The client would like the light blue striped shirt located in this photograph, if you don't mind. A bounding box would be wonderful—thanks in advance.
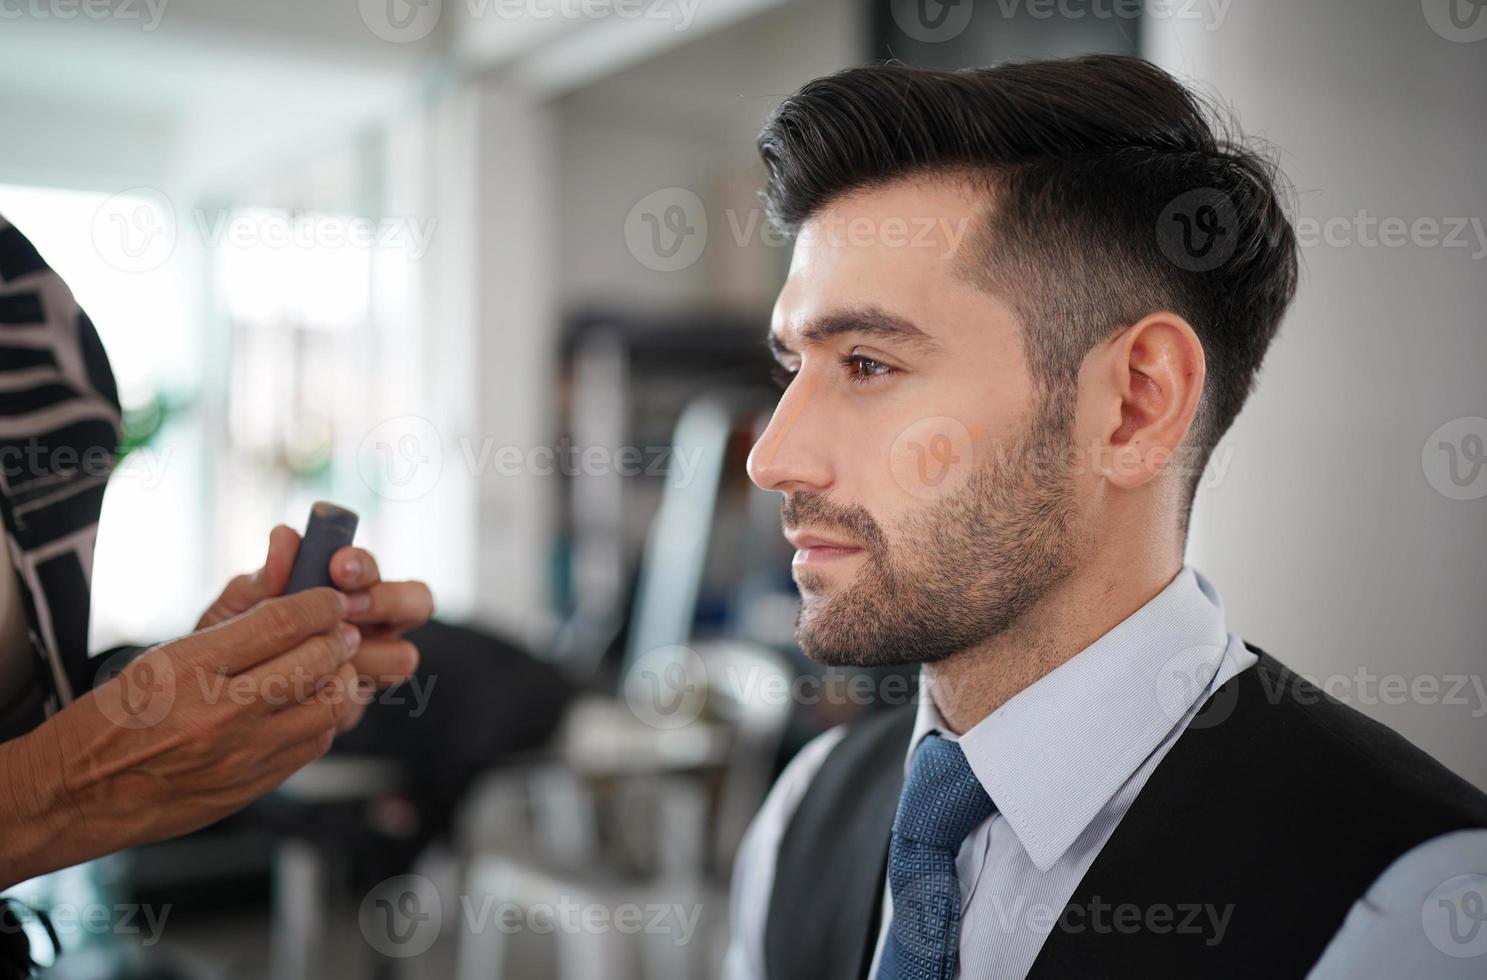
[724,566,1487,979]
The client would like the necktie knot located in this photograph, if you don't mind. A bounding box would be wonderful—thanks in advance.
[892,733,995,850]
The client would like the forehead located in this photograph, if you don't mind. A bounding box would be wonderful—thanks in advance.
[770,177,1004,346]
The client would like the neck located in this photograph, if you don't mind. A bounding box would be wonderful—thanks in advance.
[923,550,1183,735]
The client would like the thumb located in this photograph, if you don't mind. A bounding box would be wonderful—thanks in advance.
[252,524,302,597]
[197,526,305,630]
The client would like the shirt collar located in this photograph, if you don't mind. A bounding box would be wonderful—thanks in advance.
[906,566,1231,872]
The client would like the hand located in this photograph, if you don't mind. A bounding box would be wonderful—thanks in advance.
[1,589,360,888]
[324,544,434,732]
[195,524,304,631]
[198,526,434,732]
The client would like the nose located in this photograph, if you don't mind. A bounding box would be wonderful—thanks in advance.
[747,378,835,493]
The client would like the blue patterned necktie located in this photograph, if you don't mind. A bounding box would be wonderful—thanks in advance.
[878,733,996,980]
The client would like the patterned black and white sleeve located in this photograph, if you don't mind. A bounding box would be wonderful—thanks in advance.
[0,214,122,742]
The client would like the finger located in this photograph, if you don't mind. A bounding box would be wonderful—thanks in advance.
[254,525,302,597]
[199,526,303,629]
[330,547,381,592]
[320,661,362,733]
[346,580,435,628]
[336,700,367,735]
[335,675,373,734]
[349,639,420,688]
[197,573,256,629]
[241,623,361,713]
[263,682,342,743]
[191,589,349,675]
[270,661,362,736]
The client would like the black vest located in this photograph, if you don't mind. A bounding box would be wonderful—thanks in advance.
[764,647,1487,979]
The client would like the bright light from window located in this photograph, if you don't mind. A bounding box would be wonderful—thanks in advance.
[0,184,204,650]
[0,185,195,410]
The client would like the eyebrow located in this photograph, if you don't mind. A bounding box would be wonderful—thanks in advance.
[766,305,943,360]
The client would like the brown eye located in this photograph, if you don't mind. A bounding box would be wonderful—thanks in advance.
[842,353,895,384]
[769,363,796,390]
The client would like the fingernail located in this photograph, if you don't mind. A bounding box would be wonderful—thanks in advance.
[346,592,372,615]
[338,623,361,659]
[343,557,363,580]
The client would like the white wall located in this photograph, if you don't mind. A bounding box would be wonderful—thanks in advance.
[556,0,866,314]
[1158,0,1487,788]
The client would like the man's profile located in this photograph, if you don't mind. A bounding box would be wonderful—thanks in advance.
[724,54,1487,980]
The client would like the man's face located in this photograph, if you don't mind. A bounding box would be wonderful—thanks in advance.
[746,177,1087,667]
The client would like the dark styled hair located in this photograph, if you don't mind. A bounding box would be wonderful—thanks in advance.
[757,55,1298,519]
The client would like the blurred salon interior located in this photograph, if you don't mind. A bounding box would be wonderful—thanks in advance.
[0,0,1483,977]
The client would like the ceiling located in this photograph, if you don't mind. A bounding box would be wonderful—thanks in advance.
[0,0,789,196]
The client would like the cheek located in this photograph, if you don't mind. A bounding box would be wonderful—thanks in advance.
[886,414,978,504]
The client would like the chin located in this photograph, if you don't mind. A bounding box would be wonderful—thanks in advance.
[793,573,991,669]
[796,632,943,669]
[794,599,932,668]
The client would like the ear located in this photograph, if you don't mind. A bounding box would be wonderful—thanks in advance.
[1089,312,1205,489]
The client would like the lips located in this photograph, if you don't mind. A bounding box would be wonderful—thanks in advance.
[787,529,865,565]
[786,531,861,551]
